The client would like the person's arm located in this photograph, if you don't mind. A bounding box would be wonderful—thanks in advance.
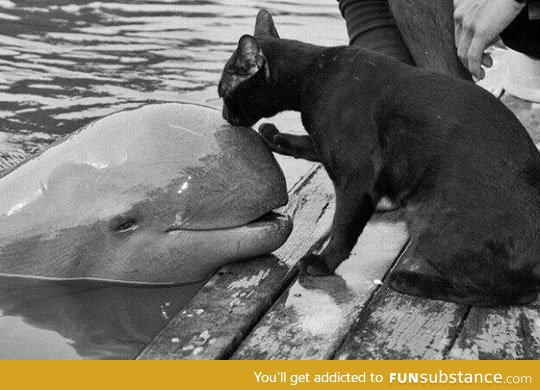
[388,0,472,80]
[454,0,527,80]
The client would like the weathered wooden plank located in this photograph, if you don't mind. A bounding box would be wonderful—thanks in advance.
[335,285,469,360]
[138,165,339,359]
[447,297,540,360]
[232,211,409,360]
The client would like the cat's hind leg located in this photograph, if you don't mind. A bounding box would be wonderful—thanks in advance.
[389,224,539,306]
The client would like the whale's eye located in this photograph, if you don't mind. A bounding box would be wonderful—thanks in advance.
[112,218,138,233]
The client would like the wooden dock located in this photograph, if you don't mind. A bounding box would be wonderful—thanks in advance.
[138,95,540,360]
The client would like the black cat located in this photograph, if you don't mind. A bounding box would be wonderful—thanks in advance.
[218,10,540,306]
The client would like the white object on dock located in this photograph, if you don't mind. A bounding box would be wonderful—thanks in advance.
[479,47,540,103]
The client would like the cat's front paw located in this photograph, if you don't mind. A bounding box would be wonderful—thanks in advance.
[258,123,282,151]
[259,123,280,138]
[297,253,334,276]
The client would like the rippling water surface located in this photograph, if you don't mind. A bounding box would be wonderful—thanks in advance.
[0,0,344,359]
[1,0,345,164]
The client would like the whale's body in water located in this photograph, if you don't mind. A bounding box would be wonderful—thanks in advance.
[0,103,292,284]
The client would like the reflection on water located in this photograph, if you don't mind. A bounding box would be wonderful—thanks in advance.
[0,0,343,359]
[0,275,202,359]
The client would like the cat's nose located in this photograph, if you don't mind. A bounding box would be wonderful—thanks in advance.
[222,106,245,126]
[222,104,229,121]
[228,116,244,126]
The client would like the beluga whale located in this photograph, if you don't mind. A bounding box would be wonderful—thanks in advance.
[0,103,292,284]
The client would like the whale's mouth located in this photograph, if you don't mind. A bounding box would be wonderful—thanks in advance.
[165,210,290,233]
[246,211,287,226]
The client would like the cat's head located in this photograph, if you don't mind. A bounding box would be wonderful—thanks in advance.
[218,9,280,126]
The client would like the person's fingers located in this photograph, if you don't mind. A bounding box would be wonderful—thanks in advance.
[472,69,485,82]
[457,24,473,70]
[488,36,501,47]
[454,22,462,51]
[489,86,504,99]
[481,53,493,68]
[467,36,487,80]
[453,5,464,49]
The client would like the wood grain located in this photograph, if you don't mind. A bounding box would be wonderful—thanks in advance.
[232,211,409,360]
[335,285,469,360]
[447,298,540,360]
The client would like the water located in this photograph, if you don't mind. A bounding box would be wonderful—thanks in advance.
[0,0,344,359]
[0,275,202,359]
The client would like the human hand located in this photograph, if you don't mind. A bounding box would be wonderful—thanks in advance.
[454,0,526,81]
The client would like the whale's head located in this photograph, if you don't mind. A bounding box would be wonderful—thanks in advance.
[0,103,291,285]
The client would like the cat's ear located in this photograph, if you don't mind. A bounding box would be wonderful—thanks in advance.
[234,35,272,83]
[254,9,280,38]
[218,35,272,98]
[234,35,264,74]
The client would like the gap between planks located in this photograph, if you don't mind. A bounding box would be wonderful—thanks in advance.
[447,299,540,359]
[232,209,409,360]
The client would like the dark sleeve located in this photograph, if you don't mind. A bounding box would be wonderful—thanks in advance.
[500,2,540,59]
[336,0,414,64]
